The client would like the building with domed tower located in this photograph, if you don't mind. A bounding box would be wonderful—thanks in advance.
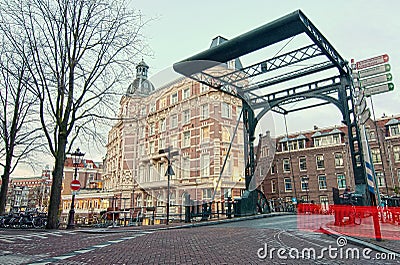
[104,38,247,222]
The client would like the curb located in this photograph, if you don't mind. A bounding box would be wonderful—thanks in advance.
[79,212,294,234]
[320,224,400,258]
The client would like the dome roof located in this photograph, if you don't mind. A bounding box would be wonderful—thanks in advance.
[126,59,155,97]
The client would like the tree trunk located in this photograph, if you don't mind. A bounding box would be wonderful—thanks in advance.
[0,172,10,215]
[46,137,67,229]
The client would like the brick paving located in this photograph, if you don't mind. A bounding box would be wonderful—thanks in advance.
[1,213,399,265]
[326,216,400,253]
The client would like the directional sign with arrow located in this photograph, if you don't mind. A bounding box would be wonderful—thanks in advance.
[356,54,389,70]
[357,64,391,79]
[365,82,395,97]
[360,73,392,88]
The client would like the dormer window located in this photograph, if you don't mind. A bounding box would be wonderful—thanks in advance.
[390,124,400,137]
[385,119,400,137]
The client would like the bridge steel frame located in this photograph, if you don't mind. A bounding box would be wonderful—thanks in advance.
[173,10,371,207]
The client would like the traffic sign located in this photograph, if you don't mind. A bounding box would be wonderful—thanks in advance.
[355,54,389,70]
[358,64,391,79]
[365,82,394,97]
[359,73,392,88]
[358,97,367,114]
[70,179,81,191]
[359,108,371,125]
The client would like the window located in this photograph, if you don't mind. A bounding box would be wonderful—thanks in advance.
[316,155,324,169]
[200,84,209,93]
[146,195,153,207]
[300,176,309,191]
[182,131,190,147]
[371,148,381,164]
[203,188,213,199]
[149,103,156,113]
[171,135,178,149]
[139,144,145,156]
[333,134,340,144]
[221,102,231,118]
[320,195,329,212]
[158,163,166,181]
[149,123,155,135]
[299,157,307,171]
[182,109,190,124]
[223,188,232,199]
[201,126,210,142]
[398,169,400,186]
[159,138,166,150]
[283,158,291,173]
[281,142,288,151]
[160,98,167,108]
[337,174,346,189]
[366,128,376,141]
[139,127,145,138]
[376,171,385,187]
[149,141,155,154]
[284,178,292,192]
[271,165,276,174]
[201,104,209,119]
[318,175,327,190]
[171,114,178,129]
[201,153,210,177]
[390,124,400,137]
[289,141,298,151]
[271,180,276,193]
[222,127,231,142]
[182,157,190,178]
[298,140,305,149]
[393,146,400,162]
[183,88,190,100]
[335,153,344,167]
[314,138,321,147]
[159,119,166,132]
[171,92,178,104]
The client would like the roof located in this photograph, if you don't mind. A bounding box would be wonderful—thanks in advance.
[385,118,400,126]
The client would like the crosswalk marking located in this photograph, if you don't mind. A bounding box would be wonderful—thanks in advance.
[0,230,77,243]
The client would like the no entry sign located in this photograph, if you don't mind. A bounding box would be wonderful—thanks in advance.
[70,179,81,191]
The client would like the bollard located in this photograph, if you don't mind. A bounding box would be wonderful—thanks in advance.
[227,197,232,219]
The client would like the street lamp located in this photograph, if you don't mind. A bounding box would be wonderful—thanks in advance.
[159,147,178,225]
[66,148,85,229]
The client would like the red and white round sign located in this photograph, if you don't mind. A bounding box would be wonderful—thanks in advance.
[70,179,81,191]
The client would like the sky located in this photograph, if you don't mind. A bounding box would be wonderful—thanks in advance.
[130,0,400,134]
[13,0,400,176]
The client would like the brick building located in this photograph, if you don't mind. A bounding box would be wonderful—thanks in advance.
[5,168,52,212]
[104,38,246,221]
[259,114,400,212]
[60,158,107,224]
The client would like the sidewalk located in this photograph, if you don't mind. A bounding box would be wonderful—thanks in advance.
[321,215,400,255]
[76,211,294,233]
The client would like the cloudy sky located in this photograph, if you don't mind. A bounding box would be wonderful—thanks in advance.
[132,0,399,135]
[13,1,400,176]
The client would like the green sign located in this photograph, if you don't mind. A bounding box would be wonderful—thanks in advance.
[365,82,394,97]
[360,73,392,88]
[356,64,391,79]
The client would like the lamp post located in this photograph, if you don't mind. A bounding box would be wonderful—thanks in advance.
[159,147,178,225]
[302,176,309,202]
[66,148,85,229]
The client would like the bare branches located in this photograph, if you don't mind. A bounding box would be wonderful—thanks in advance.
[0,0,149,226]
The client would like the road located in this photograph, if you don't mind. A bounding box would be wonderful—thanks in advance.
[0,214,398,264]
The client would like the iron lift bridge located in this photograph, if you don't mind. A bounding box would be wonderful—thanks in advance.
[174,10,373,214]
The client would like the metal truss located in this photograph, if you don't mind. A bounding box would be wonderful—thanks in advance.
[173,10,366,202]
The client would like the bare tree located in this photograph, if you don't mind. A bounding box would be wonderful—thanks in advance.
[0,37,43,215]
[0,0,148,228]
